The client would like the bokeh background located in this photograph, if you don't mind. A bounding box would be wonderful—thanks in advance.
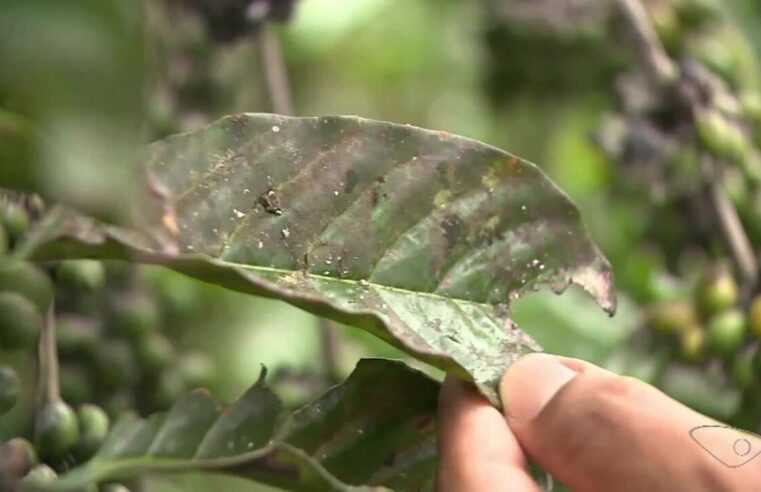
[2,0,761,489]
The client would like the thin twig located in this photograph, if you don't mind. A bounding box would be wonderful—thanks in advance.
[37,304,60,407]
[703,155,759,287]
[616,0,758,286]
[319,318,341,384]
[614,0,678,86]
[256,24,294,116]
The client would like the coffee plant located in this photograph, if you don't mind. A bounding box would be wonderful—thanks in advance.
[1,0,760,490]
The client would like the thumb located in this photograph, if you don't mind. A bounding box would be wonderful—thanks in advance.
[499,353,760,492]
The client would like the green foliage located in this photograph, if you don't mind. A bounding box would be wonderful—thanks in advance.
[25,359,438,492]
[19,114,615,403]
[0,0,144,222]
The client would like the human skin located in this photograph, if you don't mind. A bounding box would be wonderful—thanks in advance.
[437,353,761,492]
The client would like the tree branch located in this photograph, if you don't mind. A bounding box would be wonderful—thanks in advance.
[256,24,294,116]
[319,318,341,384]
[703,155,759,287]
[37,304,60,407]
[614,0,678,86]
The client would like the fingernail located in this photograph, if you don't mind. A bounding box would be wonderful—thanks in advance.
[500,353,578,421]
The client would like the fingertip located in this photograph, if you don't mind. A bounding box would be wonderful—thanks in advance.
[499,353,578,422]
[437,376,539,491]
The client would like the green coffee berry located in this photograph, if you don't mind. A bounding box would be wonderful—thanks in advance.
[59,366,93,407]
[0,262,54,311]
[0,364,20,414]
[102,392,134,419]
[648,2,682,53]
[646,300,697,333]
[34,400,80,460]
[110,293,160,341]
[151,368,186,411]
[178,351,215,389]
[0,292,43,350]
[674,0,719,28]
[0,438,38,482]
[56,315,100,358]
[679,326,706,363]
[0,203,29,243]
[56,260,106,292]
[75,404,109,460]
[706,309,747,356]
[695,109,748,166]
[740,91,761,124]
[25,464,57,481]
[732,350,756,389]
[137,332,175,372]
[92,339,138,391]
[99,483,131,492]
[696,268,738,317]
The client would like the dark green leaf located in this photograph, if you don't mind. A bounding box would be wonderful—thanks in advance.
[22,358,439,492]
[19,114,615,402]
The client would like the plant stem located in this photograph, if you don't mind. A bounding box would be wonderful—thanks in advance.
[703,155,759,287]
[319,318,341,384]
[257,24,294,116]
[614,0,677,86]
[37,304,60,407]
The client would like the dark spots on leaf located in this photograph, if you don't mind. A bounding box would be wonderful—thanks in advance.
[227,115,249,139]
[371,179,389,208]
[440,214,464,249]
[446,334,460,344]
[437,162,455,186]
[344,170,359,194]
[258,189,282,215]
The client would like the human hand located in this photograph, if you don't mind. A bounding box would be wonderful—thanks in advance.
[437,353,761,491]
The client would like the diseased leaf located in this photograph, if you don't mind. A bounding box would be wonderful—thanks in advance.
[18,114,615,402]
[22,359,439,492]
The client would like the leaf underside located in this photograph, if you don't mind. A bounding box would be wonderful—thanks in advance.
[20,114,615,403]
[22,359,440,492]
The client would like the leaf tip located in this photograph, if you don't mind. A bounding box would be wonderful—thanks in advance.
[569,260,617,316]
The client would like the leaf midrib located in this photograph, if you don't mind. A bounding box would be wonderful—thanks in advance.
[220,258,497,308]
